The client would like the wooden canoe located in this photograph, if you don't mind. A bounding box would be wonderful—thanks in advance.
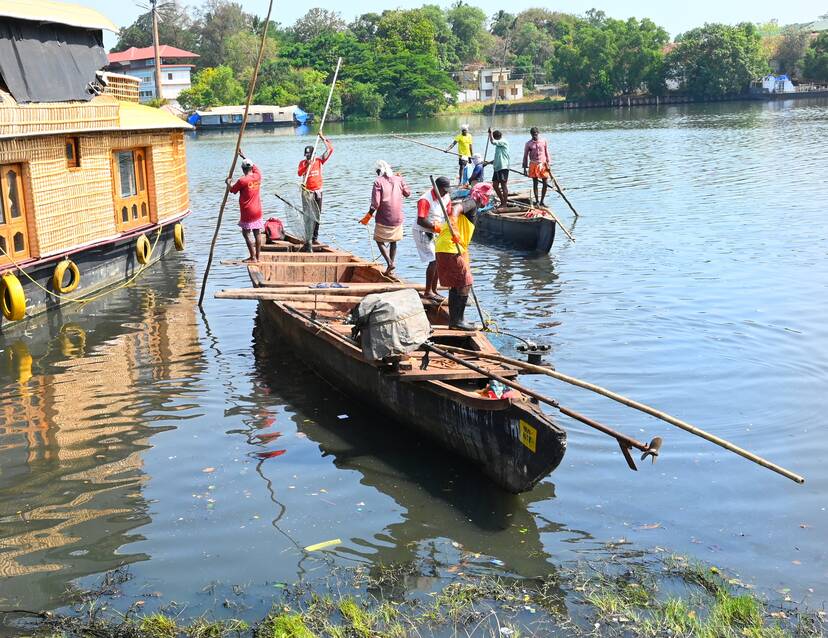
[217,241,567,493]
[450,189,556,254]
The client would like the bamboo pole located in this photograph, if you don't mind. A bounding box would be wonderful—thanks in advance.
[483,18,517,163]
[302,57,342,189]
[198,0,275,308]
[436,344,805,485]
[502,199,575,243]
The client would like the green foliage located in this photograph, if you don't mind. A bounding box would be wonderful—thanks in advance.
[291,9,346,41]
[447,2,490,62]
[113,4,197,52]
[193,1,250,69]
[177,65,244,110]
[802,32,828,82]
[552,12,668,99]
[667,23,769,97]
[773,27,810,76]
[340,80,385,118]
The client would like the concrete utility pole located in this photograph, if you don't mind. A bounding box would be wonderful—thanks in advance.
[151,0,163,101]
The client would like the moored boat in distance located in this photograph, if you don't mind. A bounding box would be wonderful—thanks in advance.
[187,104,312,130]
[0,1,192,329]
[216,240,567,493]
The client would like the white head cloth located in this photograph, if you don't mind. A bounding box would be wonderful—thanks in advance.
[375,160,393,177]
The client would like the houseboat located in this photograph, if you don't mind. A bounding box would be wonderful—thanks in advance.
[188,104,310,130]
[0,1,191,329]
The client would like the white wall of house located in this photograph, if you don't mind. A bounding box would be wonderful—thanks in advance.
[122,64,192,103]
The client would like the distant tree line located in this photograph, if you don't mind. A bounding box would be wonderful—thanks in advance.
[112,1,828,118]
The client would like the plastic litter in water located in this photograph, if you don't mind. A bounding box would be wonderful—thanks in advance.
[304,538,342,552]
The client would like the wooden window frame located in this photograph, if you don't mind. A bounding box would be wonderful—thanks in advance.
[0,163,32,265]
[65,136,80,169]
[111,147,153,233]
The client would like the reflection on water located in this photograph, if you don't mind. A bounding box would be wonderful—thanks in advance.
[1,99,827,624]
[0,265,203,612]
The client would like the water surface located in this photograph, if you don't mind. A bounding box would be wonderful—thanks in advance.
[1,99,827,623]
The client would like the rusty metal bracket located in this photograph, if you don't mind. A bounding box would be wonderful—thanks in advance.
[618,440,638,471]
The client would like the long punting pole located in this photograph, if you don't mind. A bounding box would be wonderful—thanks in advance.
[436,344,805,485]
[198,0,275,308]
[302,57,342,188]
[483,19,517,163]
[150,0,163,102]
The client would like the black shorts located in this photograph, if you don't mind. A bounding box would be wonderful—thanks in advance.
[493,169,509,183]
[458,157,468,167]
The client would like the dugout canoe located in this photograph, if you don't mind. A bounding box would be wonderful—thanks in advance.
[217,240,567,493]
[450,189,556,254]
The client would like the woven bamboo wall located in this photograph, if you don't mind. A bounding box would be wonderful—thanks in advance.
[0,130,190,256]
[100,73,140,104]
[0,95,120,138]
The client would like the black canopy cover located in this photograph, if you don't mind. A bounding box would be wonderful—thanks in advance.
[0,17,106,103]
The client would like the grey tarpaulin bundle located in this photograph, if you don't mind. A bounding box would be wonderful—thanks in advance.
[350,289,431,361]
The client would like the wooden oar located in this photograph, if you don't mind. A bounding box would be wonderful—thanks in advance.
[436,344,805,485]
[429,175,488,330]
[423,342,661,469]
[547,167,581,218]
[302,57,342,189]
[198,0,274,308]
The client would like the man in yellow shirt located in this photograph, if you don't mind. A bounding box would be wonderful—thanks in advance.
[435,197,478,330]
[446,124,473,184]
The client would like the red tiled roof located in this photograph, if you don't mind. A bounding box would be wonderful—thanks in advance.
[108,45,199,64]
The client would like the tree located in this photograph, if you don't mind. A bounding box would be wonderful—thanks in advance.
[113,3,197,52]
[668,23,769,97]
[292,8,346,41]
[374,9,439,58]
[352,51,456,118]
[774,26,811,76]
[223,30,277,78]
[802,32,828,82]
[177,65,244,110]
[193,0,250,69]
[349,13,381,43]
[446,2,489,62]
[340,80,385,118]
[490,11,516,38]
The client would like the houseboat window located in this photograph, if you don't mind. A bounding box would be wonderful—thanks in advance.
[112,148,151,233]
[167,73,173,80]
[117,151,137,198]
[65,137,80,168]
[0,163,31,265]
[136,153,145,191]
[6,169,20,218]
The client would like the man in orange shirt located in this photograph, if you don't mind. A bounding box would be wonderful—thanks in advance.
[297,134,334,249]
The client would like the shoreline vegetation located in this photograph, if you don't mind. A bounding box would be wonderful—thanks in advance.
[116,3,828,121]
[12,548,825,637]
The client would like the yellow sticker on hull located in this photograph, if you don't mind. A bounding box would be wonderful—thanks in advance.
[519,420,537,453]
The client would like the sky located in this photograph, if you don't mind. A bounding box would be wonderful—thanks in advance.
[86,0,823,47]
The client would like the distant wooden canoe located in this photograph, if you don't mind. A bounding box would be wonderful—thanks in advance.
[451,189,556,253]
[218,241,567,493]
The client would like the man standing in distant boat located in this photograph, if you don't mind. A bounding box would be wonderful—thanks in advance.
[446,124,473,184]
[360,160,411,276]
[297,134,334,250]
[488,128,510,209]
[226,151,263,263]
[522,127,551,206]
[413,176,451,301]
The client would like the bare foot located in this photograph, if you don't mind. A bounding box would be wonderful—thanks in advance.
[383,265,396,277]
[242,257,257,264]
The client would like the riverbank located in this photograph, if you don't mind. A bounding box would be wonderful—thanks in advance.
[440,91,828,116]
[14,549,825,637]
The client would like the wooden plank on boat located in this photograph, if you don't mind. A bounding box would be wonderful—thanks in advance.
[255,282,429,292]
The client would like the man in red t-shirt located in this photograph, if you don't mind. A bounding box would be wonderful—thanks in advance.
[297,134,334,247]
[227,152,263,263]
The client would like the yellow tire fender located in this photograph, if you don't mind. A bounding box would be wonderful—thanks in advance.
[53,259,80,294]
[136,234,152,265]
[1,272,26,321]
[173,222,185,251]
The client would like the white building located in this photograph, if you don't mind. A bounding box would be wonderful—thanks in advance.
[106,45,199,105]
[478,68,524,101]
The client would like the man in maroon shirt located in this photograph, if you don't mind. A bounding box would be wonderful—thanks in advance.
[359,160,411,275]
[227,152,263,263]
